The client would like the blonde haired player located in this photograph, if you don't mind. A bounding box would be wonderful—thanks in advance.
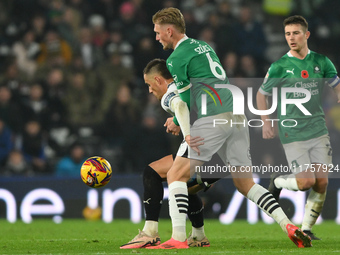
[147,7,311,249]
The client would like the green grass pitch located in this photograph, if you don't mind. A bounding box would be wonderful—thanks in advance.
[1,219,340,254]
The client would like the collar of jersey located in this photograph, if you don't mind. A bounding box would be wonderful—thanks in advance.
[287,49,310,58]
[174,35,189,50]
[167,81,175,88]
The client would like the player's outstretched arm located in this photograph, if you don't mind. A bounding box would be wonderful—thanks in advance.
[256,91,275,139]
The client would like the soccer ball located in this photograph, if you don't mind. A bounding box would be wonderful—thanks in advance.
[80,156,112,188]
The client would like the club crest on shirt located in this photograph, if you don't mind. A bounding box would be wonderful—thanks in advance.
[314,66,321,73]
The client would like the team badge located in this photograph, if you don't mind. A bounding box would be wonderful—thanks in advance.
[314,66,321,73]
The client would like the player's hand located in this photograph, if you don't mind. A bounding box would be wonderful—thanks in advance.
[185,135,204,156]
[164,117,181,136]
[262,122,275,139]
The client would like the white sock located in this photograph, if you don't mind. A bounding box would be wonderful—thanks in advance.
[247,184,292,233]
[274,174,299,191]
[301,190,326,231]
[143,220,158,237]
[168,181,188,241]
[192,226,205,240]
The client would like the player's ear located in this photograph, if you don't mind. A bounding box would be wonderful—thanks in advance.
[154,76,161,85]
[167,26,173,37]
[305,30,310,39]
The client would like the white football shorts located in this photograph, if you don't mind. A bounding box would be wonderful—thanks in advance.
[283,134,332,173]
[187,112,252,166]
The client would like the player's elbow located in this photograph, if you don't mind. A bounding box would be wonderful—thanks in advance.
[175,100,188,112]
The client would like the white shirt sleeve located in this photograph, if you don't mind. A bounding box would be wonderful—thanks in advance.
[170,96,190,138]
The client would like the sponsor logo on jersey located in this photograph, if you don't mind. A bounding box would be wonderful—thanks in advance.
[286,68,294,75]
[168,61,173,67]
[163,92,176,107]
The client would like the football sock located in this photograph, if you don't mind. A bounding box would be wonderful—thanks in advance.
[274,174,299,191]
[142,165,163,236]
[301,190,326,231]
[188,194,205,240]
[169,181,188,242]
[143,221,158,237]
[247,184,292,233]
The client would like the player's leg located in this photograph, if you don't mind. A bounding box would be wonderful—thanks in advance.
[187,194,210,247]
[231,170,311,248]
[147,155,194,249]
[301,168,328,240]
[301,135,331,239]
[120,155,173,249]
[269,139,316,199]
[142,155,173,235]
[225,118,311,248]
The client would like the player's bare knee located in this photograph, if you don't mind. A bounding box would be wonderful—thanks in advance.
[314,178,328,193]
[297,177,316,191]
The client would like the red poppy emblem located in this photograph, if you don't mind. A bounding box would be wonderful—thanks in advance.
[301,70,309,79]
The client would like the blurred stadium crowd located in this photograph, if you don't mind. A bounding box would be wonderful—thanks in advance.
[0,0,339,177]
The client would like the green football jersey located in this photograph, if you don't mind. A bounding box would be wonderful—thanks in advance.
[260,50,337,144]
[166,37,233,119]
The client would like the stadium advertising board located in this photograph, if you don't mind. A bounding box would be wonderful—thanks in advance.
[1,175,340,224]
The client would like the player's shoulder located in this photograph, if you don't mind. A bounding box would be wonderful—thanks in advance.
[309,50,332,63]
[267,53,294,74]
[161,82,179,115]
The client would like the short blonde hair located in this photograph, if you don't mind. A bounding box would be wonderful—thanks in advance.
[152,7,186,34]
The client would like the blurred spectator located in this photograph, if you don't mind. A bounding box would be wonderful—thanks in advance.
[42,68,67,129]
[181,10,200,39]
[133,37,157,78]
[20,120,48,174]
[103,83,141,171]
[103,28,133,68]
[47,0,66,26]
[233,5,268,67]
[68,0,92,24]
[110,1,149,47]
[12,30,40,78]
[88,0,118,24]
[37,29,73,66]
[239,55,262,78]
[75,27,103,69]
[0,118,13,166]
[138,95,172,167]
[181,0,215,24]
[206,12,235,57]
[198,26,216,51]
[88,14,109,48]
[216,1,237,26]
[65,55,99,103]
[55,143,86,177]
[63,72,94,132]
[0,86,23,134]
[53,6,83,50]
[222,52,241,78]
[96,51,134,115]
[21,83,49,131]
[3,149,33,177]
[30,14,49,43]
[0,60,30,101]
